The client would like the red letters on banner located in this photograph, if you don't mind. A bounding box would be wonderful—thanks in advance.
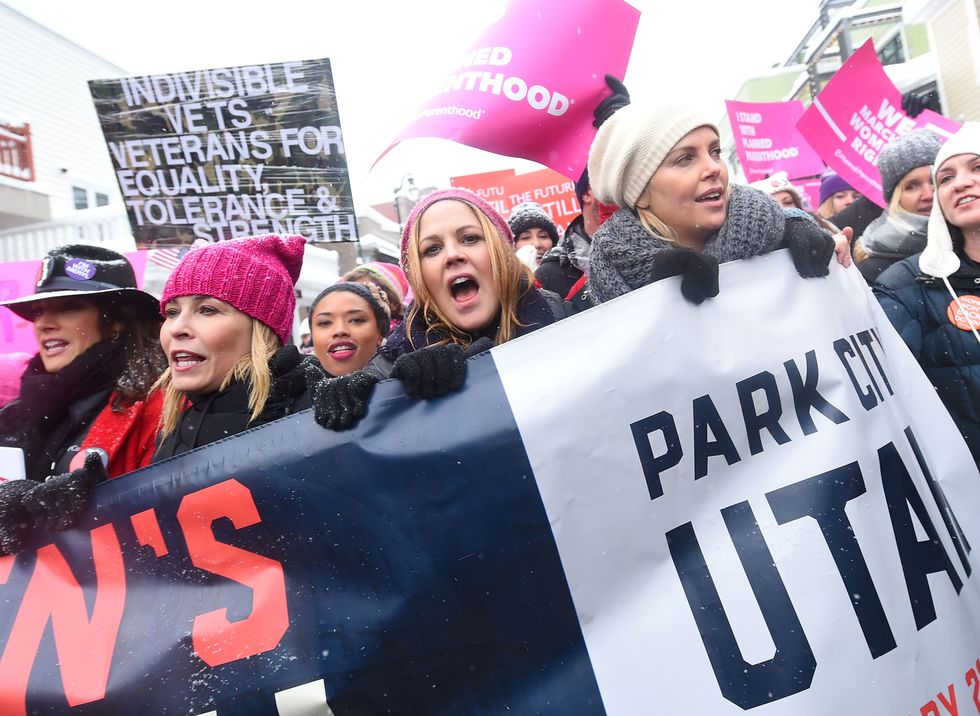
[178,479,289,667]
[0,477,289,712]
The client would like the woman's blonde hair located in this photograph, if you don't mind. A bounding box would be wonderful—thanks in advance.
[636,206,679,242]
[404,198,533,348]
[817,197,837,219]
[888,180,909,215]
[155,318,280,438]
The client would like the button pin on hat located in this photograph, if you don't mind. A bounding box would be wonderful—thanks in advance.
[64,259,97,281]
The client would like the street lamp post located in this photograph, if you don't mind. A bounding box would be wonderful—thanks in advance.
[393,174,419,234]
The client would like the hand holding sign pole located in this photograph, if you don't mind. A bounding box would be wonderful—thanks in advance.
[373,0,641,181]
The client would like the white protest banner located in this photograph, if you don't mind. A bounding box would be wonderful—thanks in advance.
[89,59,356,247]
[494,252,980,714]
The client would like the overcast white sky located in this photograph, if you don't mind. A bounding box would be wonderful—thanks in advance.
[7,0,817,211]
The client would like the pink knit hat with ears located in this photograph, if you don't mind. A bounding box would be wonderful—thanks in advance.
[161,234,306,344]
[399,188,514,271]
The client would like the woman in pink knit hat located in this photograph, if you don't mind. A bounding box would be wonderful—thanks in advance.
[305,188,569,430]
[152,234,311,462]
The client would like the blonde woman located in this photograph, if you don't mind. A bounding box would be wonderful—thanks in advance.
[586,103,850,305]
[306,188,568,430]
[152,234,310,461]
[854,129,943,283]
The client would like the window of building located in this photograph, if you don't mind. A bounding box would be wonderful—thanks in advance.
[95,192,109,207]
[878,32,905,66]
[72,186,88,210]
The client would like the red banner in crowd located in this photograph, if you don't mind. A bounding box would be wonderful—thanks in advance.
[451,168,579,234]
[376,0,640,180]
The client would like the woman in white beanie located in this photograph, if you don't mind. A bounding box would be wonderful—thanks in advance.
[586,103,849,304]
[875,122,980,463]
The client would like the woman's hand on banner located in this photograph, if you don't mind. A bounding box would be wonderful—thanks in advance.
[23,451,107,533]
[0,480,37,555]
[648,249,720,305]
[305,365,380,431]
[784,215,836,278]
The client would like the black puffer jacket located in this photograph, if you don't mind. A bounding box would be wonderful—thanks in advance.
[152,346,311,462]
[536,214,594,313]
[874,251,980,462]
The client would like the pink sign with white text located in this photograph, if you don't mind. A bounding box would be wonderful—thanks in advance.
[0,251,149,356]
[797,40,961,207]
[375,0,641,180]
[726,100,825,182]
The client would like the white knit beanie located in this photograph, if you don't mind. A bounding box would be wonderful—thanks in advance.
[587,103,719,209]
[920,121,980,278]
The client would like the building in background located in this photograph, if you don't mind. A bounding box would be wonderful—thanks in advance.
[0,2,123,233]
[721,0,949,179]
[904,0,980,121]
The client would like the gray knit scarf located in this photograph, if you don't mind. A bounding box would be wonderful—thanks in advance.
[587,184,786,304]
[860,209,928,259]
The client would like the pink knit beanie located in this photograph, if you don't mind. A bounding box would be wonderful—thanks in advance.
[399,188,514,271]
[359,261,414,305]
[161,234,306,344]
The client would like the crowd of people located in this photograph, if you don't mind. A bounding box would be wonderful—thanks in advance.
[0,78,977,556]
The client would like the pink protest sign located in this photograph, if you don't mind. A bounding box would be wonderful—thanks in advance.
[0,251,149,356]
[375,0,641,180]
[797,40,961,207]
[725,100,825,182]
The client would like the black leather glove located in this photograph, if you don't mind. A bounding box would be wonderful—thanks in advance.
[390,338,492,400]
[900,90,932,118]
[784,215,835,278]
[305,364,380,431]
[0,480,38,556]
[593,74,631,128]
[23,451,107,533]
[649,249,720,304]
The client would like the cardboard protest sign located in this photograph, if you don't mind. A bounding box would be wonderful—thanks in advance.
[726,100,825,182]
[89,59,356,247]
[797,40,961,207]
[451,167,579,233]
[376,0,640,180]
[0,255,976,715]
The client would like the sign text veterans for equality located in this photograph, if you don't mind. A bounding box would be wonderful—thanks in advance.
[89,59,356,248]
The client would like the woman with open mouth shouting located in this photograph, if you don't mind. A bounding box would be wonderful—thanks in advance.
[0,244,166,555]
[585,103,851,306]
[152,234,311,462]
[875,122,980,463]
[305,188,569,431]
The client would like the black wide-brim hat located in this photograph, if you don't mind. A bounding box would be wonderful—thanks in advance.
[0,244,160,322]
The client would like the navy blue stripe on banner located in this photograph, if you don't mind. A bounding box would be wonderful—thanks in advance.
[0,353,605,715]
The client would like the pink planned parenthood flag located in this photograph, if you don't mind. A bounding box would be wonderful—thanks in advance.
[725,100,825,182]
[797,39,961,207]
[374,0,641,180]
